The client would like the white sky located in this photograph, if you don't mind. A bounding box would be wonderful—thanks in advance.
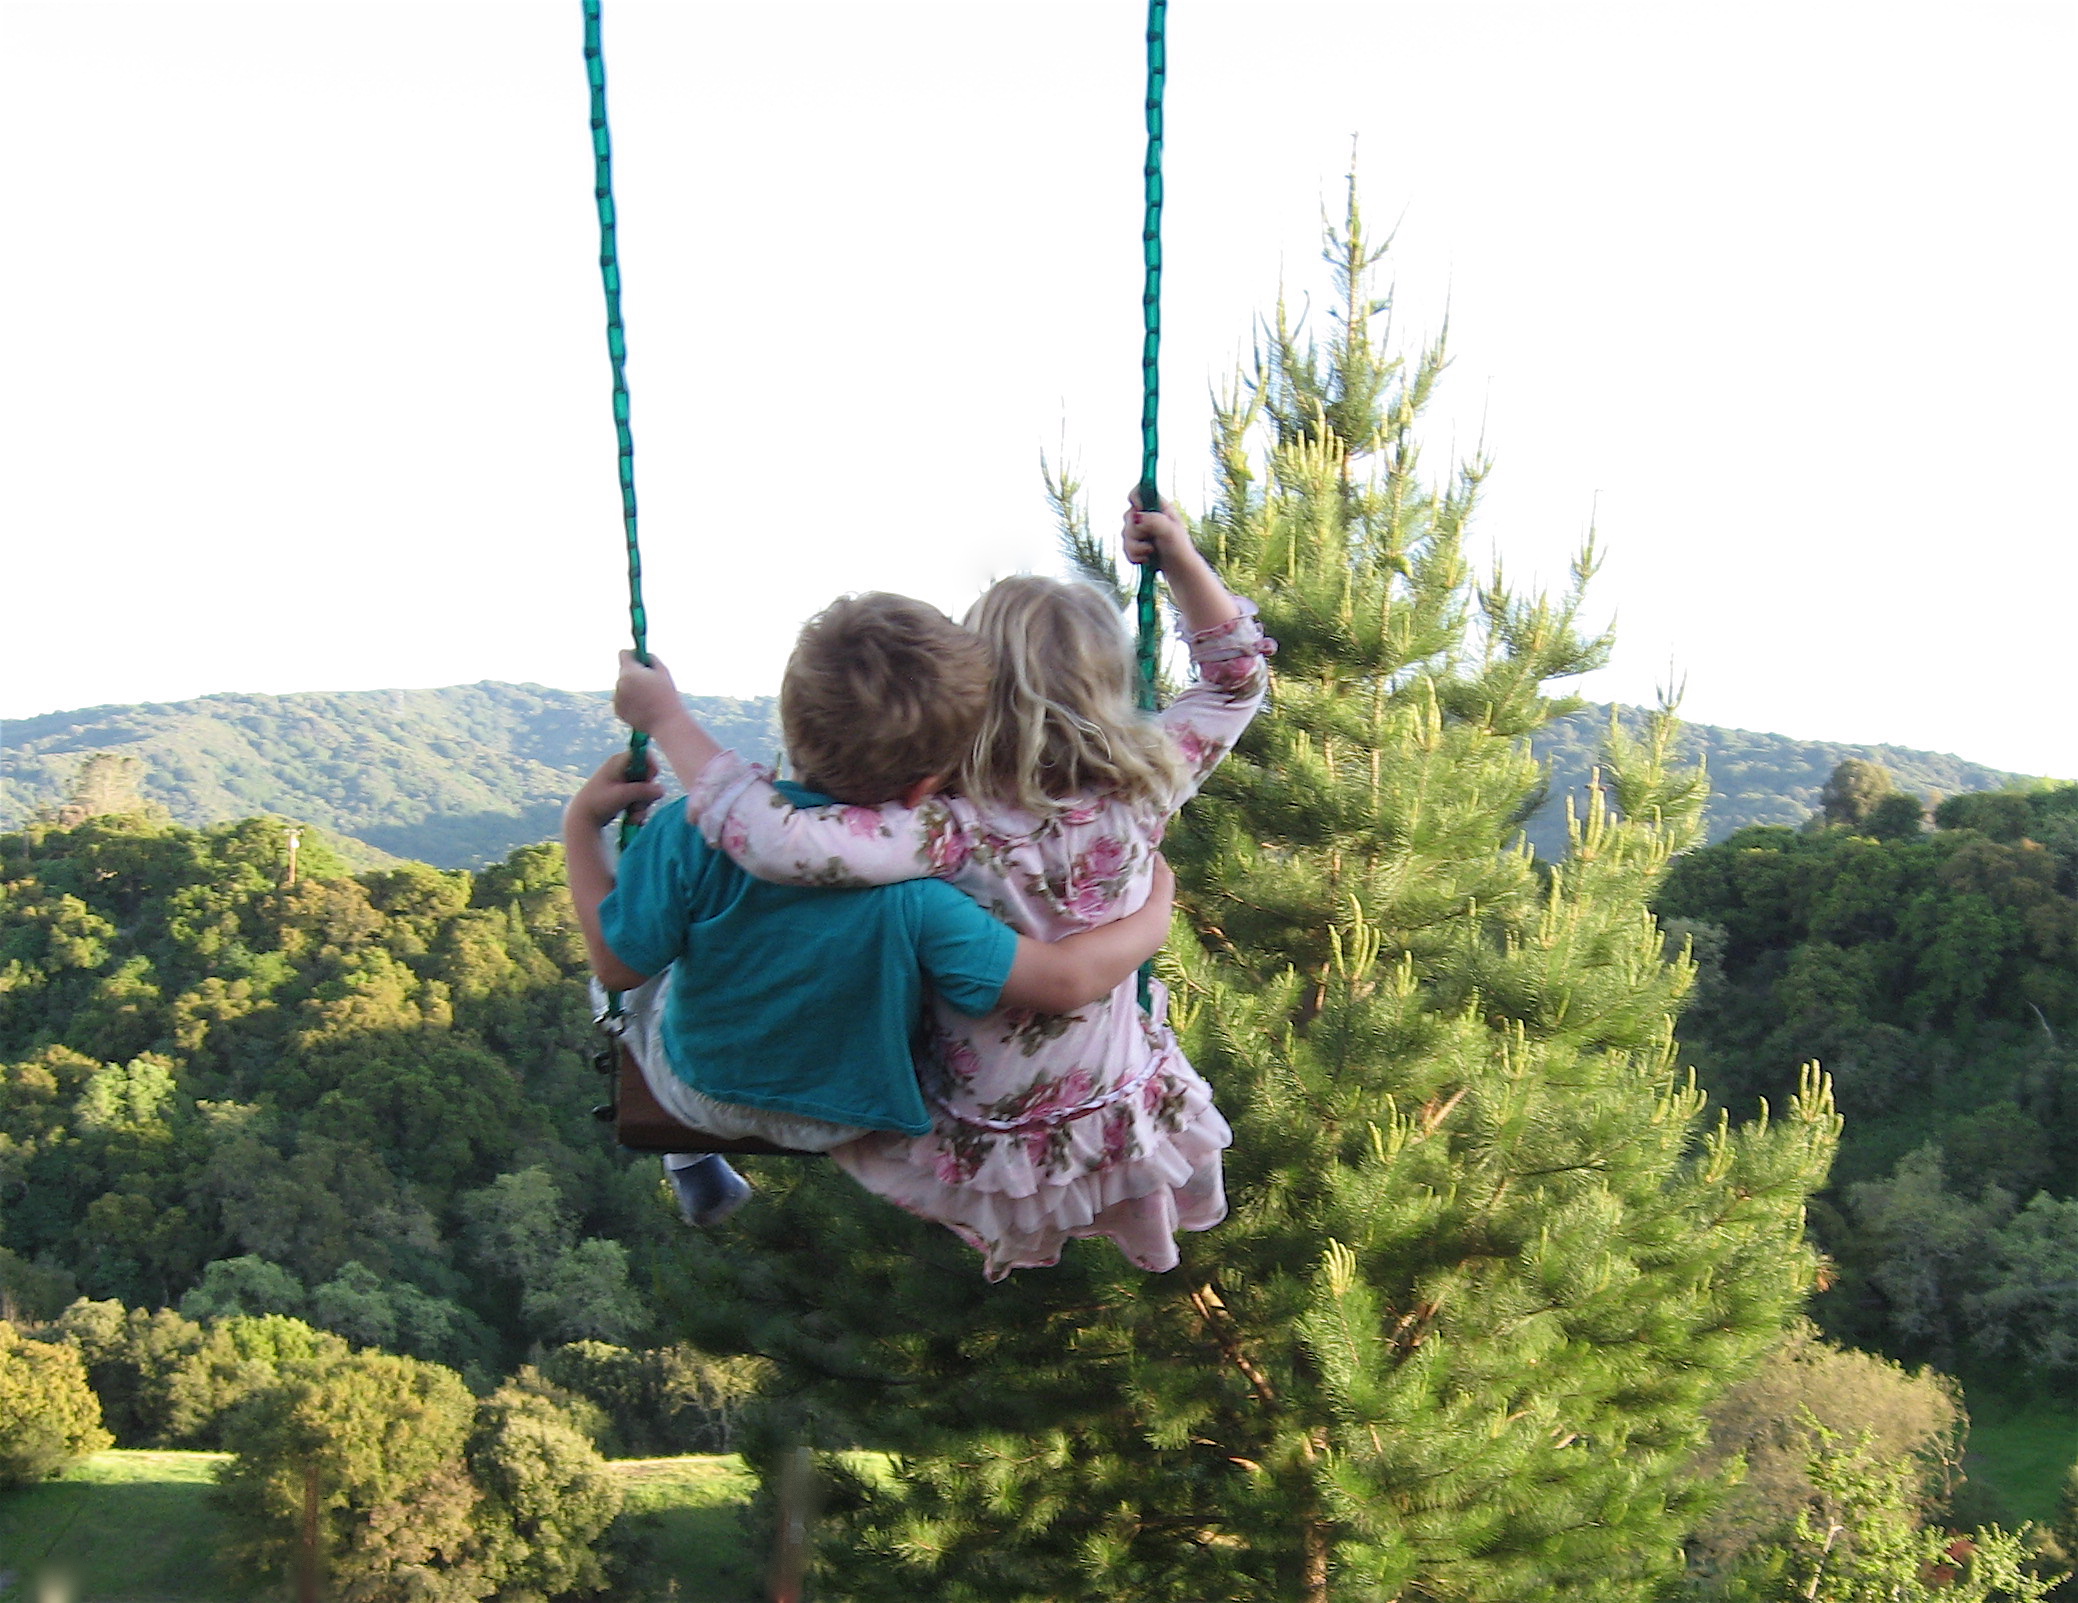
[4,0,2073,778]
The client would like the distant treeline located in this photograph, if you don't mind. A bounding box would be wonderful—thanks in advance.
[1528,707,2035,859]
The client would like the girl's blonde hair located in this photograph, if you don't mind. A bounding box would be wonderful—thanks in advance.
[958,575,1190,816]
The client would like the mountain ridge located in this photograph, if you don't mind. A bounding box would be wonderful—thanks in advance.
[2,681,2036,867]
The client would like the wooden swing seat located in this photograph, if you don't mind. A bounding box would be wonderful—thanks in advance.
[598,1038,821,1157]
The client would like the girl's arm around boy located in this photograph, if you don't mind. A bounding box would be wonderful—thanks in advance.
[562,750,1174,1015]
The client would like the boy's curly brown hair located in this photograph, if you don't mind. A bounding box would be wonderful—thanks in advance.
[781,592,992,805]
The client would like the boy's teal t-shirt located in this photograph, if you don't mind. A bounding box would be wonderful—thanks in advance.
[597,783,1017,1134]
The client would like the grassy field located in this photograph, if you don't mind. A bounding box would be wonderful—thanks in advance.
[1963,1390,2078,1528]
[0,1450,755,1603]
[0,1451,242,1602]
[610,1456,759,1603]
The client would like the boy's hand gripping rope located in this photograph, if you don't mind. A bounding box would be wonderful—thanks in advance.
[583,0,650,834]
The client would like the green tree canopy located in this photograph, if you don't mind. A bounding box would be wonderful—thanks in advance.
[179,1254,309,1323]
[0,811,673,1367]
[1819,759,1898,831]
[214,1348,487,1598]
[1658,779,2078,1389]
[533,1338,768,1456]
[163,1313,352,1447]
[465,1384,624,1602]
[50,1297,208,1446]
[1714,1422,2053,1602]
[1690,1321,1963,1580]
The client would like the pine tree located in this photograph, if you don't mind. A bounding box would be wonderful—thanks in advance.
[666,184,1839,1602]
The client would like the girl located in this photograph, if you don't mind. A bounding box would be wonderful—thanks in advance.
[684,501,1271,1278]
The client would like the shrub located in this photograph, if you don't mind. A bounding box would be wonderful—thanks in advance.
[0,1319,112,1484]
[466,1384,623,1600]
[1690,1321,1963,1577]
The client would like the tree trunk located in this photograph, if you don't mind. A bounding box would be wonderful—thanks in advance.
[297,1459,320,1603]
[1302,1517,1331,1603]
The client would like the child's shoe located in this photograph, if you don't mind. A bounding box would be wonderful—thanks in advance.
[665,1153,752,1228]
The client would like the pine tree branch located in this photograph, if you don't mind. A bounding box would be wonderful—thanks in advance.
[1189,1283,1279,1407]
[1044,453,1127,605]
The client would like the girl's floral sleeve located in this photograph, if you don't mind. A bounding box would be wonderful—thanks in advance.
[1158,595,1275,812]
[682,749,971,888]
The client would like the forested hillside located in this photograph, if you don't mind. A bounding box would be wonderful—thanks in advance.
[1659,773,2078,1413]
[0,810,673,1366]
[3,682,2036,867]
[5,794,2067,1594]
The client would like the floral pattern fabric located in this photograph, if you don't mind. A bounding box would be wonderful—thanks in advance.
[687,600,1273,1279]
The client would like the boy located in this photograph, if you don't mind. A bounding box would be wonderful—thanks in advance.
[564,593,1173,1226]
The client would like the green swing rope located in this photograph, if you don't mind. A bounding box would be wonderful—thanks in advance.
[582,0,646,1037]
[582,0,650,831]
[1133,0,1167,713]
[1129,1,1169,1007]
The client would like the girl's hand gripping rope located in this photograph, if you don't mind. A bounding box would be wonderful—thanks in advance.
[1123,495,1242,638]
[1122,494,1189,569]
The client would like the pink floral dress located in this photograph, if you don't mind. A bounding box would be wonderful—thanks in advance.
[684,601,1273,1279]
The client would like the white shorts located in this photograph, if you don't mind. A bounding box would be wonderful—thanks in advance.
[595,972,870,1153]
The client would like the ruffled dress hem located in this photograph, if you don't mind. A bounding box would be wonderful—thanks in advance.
[830,982,1231,1281]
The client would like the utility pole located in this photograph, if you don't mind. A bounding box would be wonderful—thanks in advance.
[767,1445,815,1603]
[285,827,302,888]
